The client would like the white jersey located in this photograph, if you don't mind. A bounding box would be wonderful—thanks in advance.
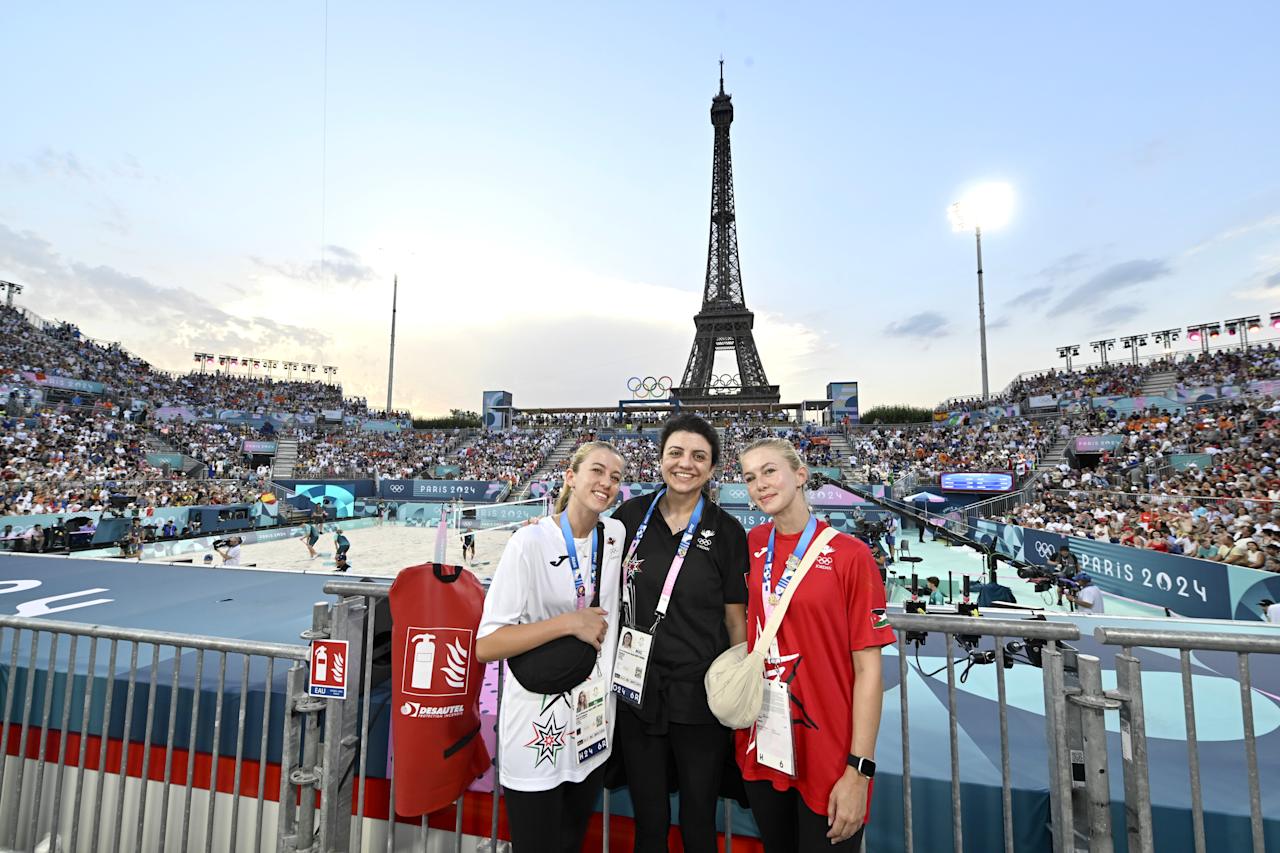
[479,515,624,791]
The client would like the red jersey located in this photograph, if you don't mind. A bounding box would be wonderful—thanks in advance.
[390,564,491,816]
[735,521,895,815]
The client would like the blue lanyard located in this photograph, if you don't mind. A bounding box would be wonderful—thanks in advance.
[559,512,597,609]
[763,515,819,607]
[622,489,706,628]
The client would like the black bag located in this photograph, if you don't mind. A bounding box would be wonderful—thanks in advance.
[508,522,605,695]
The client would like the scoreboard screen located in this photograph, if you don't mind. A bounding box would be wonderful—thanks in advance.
[940,472,1014,493]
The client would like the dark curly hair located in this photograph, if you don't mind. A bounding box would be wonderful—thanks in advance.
[658,413,721,467]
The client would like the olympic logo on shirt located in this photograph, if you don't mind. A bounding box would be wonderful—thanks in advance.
[627,375,673,399]
[1033,541,1059,559]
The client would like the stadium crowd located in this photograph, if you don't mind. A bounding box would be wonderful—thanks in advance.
[848,419,1056,482]
[1005,400,1280,568]
[456,429,563,488]
[294,428,460,480]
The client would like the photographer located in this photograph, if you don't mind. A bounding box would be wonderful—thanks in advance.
[214,536,243,567]
[1046,544,1079,575]
[1065,574,1104,614]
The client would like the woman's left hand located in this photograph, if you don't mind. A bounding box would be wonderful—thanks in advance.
[826,769,869,843]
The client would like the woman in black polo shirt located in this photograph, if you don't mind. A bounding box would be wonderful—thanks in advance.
[612,413,748,853]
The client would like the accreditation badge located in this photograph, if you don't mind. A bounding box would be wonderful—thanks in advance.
[610,628,654,707]
[754,679,795,776]
[572,670,609,765]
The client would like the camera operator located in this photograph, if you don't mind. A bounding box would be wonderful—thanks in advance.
[214,536,243,567]
[1064,574,1104,614]
[1046,544,1079,575]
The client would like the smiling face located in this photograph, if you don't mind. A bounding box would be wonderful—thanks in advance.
[564,446,624,515]
[660,430,714,497]
[740,444,808,519]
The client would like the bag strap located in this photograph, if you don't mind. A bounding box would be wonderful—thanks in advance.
[754,525,838,655]
[589,522,605,608]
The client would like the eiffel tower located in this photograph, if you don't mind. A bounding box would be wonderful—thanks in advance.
[673,66,780,407]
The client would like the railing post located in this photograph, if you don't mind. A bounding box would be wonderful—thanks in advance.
[1111,648,1154,853]
[278,664,308,852]
[319,597,365,852]
[1042,642,1074,853]
[1066,654,1120,853]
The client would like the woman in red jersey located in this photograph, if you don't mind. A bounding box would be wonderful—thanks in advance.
[735,437,894,852]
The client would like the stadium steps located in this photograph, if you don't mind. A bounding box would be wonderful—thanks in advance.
[825,433,856,482]
[273,438,299,478]
[1035,435,1070,473]
[1140,369,1177,398]
[513,432,578,501]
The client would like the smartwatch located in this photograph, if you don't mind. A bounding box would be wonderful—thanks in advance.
[847,754,876,779]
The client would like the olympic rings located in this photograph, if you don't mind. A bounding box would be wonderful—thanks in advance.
[628,375,673,399]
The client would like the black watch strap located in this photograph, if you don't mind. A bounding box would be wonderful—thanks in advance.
[847,753,876,779]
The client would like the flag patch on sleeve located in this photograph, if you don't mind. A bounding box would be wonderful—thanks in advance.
[871,609,889,630]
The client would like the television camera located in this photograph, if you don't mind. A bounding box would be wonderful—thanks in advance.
[1016,564,1083,595]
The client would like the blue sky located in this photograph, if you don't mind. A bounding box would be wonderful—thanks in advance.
[2,3,1278,414]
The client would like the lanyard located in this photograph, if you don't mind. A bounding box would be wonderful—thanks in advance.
[559,512,598,610]
[623,489,705,630]
[762,515,819,619]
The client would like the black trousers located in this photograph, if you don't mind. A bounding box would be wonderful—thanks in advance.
[503,766,605,853]
[615,704,729,853]
[744,780,865,853]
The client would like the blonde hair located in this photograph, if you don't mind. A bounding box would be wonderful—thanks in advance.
[555,441,625,513]
[739,437,805,472]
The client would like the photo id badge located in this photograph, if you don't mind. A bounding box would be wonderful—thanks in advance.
[754,679,795,776]
[572,673,609,765]
[610,628,653,707]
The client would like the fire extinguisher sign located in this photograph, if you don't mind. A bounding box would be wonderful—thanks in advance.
[309,639,350,699]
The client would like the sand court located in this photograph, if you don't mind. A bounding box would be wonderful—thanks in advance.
[146,521,516,581]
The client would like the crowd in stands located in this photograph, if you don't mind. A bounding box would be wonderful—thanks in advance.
[0,408,262,517]
[155,420,256,480]
[848,419,1055,482]
[456,430,563,488]
[1172,345,1280,390]
[294,429,459,480]
[1005,400,1280,569]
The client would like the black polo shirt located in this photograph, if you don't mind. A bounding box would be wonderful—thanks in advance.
[613,492,748,729]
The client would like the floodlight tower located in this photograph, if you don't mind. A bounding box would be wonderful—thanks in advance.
[1119,334,1148,366]
[949,182,1015,403]
[1090,338,1116,366]
[1056,344,1080,372]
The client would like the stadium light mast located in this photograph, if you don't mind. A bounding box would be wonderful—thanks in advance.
[1151,328,1179,362]
[1224,315,1261,351]
[1186,323,1217,355]
[1056,344,1080,372]
[948,182,1014,403]
[0,280,22,307]
[1119,334,1148,366]
[386,275,398,415]
[1090,338,1116,366]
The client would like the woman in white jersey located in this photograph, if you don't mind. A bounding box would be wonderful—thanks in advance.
[477,442,626,853]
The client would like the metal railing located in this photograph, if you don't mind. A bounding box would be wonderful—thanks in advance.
[4,578,1275,852]
[1091,625,1280,853]
[889,613,1082,853]
[0,615,317,853]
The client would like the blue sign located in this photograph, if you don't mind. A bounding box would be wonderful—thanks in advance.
[717,483,752,506]
[940,472,1014,493]
[378,479,508,503]
[826,381,860,424]
[483,390,514,431]
[978,519,1240,620]
[1072,435,1125,453]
